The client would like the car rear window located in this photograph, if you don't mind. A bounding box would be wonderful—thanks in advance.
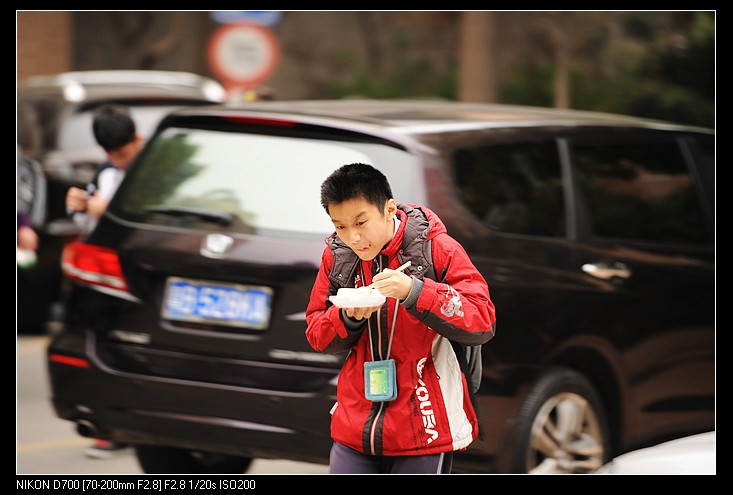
[113,126,422,237]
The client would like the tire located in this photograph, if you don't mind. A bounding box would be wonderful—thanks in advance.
[135,445,253,474]
[511,367,610,474]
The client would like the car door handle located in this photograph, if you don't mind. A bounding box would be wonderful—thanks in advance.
[581,261,632,281]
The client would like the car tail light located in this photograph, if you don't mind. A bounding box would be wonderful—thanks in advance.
[221,115,297,127]
[61,241,129,292]
[48,353,90,368]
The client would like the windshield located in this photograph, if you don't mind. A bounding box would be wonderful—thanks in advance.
[113,126,422,237]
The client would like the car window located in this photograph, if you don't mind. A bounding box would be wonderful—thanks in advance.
[114,126,421,237]
[572,137,709,245]
[450,140,565,237]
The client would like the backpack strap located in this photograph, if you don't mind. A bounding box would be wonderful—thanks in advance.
[450,340,484,441]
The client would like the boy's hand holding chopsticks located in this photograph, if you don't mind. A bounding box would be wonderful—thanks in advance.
[369,261,413,300]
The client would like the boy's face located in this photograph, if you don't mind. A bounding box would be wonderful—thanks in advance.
[107,134,143,169]
[329,197,397,261]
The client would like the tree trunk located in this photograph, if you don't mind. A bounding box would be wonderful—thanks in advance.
[551,22,571,109]
[458,11,498,103]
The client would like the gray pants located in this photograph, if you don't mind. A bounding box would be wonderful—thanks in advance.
[328,441,453,474]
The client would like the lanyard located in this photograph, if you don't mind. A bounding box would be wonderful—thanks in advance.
[363,257,400,361]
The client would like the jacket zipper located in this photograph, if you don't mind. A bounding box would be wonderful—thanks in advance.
[365,254,405,455]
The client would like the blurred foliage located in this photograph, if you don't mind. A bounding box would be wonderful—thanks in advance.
[329,59,456,100]
[500,62,555,108]
[503,11,715,128]
[624,11,715,127]
[329,11,714,129]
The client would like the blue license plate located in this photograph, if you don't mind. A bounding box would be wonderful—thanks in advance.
[162,277,273,329]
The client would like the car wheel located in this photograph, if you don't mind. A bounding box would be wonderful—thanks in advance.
[135,445,253,474]
[511,366,610,474]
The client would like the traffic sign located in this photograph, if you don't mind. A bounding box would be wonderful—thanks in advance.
[207,23,280,89]
[210,11,283,28]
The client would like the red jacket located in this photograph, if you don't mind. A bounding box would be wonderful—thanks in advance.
[305,204,496,456]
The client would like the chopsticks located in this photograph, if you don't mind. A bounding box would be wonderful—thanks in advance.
[363,261,412,289]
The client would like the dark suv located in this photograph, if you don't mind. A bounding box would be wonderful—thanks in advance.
[17,70,225,334]
[48,100,715,474]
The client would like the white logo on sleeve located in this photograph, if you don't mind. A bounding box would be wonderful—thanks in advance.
[439,287,464,318]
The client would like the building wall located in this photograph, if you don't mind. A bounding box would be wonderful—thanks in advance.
[17,11,72,83]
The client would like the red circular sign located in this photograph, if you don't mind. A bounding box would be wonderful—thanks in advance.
[207,23,280,88]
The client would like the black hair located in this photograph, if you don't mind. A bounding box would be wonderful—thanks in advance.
[320,163,394,214]
[92,104,136,152]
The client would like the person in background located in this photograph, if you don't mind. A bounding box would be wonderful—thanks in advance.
[64,104,142,459]
[17,151,43,268]
[305,163,496,474]
[66,104,143,235]
[17,211,38,264]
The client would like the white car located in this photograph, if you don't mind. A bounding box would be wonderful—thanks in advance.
[596,431,716,474]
